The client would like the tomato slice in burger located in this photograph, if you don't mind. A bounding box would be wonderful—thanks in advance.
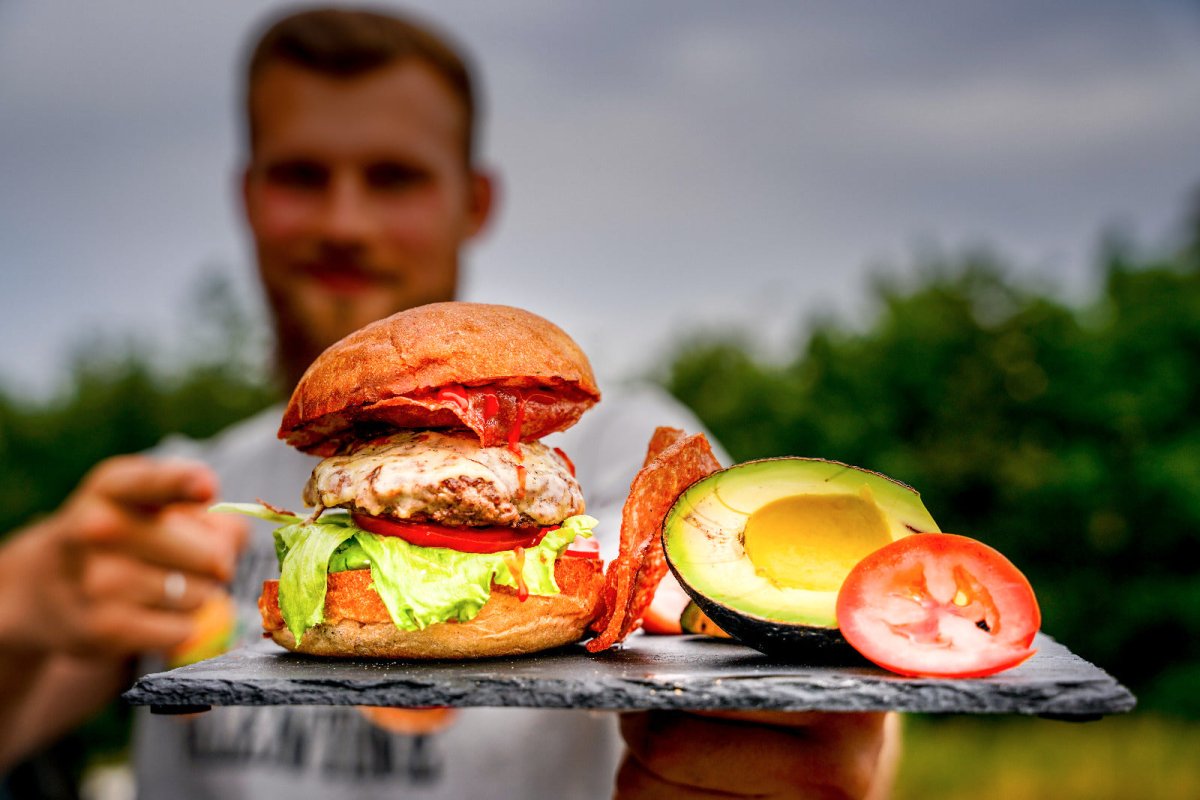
[836,533,1040,679]
[351,513,548,554]
[563,535,600,560]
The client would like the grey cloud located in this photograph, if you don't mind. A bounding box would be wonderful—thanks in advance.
[1,0,1198,394]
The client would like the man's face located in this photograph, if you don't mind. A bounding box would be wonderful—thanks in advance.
[244,60,492,368]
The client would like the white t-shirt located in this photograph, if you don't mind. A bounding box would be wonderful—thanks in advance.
[133,384,725,800]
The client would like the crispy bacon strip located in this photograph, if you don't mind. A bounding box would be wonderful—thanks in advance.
[291,383,595,456]
[587,431,721,652]
[606,426,684,583]
[642,427,684,467]
[589,427,684,641]
[374,385,586,449]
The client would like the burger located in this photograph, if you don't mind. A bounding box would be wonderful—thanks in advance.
[216,302,605,658]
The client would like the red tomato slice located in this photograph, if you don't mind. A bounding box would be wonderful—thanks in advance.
[836,533,1040,679]
[351,513,548,554]
[563,535,601,560]
[641,571,690,635]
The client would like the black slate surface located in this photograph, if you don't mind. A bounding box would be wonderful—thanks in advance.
[124,633,1134,719]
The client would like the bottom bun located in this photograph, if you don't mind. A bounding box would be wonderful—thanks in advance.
[259,555,605,659]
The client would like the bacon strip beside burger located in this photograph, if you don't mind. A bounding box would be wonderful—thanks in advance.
[215,302,605,659]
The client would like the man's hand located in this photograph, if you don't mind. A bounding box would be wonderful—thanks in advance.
[0,455,247,658]
[616,710,900,800]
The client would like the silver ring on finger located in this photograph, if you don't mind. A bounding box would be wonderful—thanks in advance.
[163,570,187,607]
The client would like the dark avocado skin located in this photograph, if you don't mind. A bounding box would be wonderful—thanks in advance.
[669,558,866,663]
[662,457,939,665]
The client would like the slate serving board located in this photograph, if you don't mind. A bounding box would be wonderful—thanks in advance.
[125,632,1133,720]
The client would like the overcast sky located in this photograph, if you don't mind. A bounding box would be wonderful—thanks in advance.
[2,1,1199,396]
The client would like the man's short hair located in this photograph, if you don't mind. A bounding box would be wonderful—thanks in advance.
[244,6,479,161]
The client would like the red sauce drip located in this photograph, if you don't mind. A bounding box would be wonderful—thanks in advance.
[552,447,576,477]
[507,547,529,602]
[515,463,527,499]
[508,393,527,455]
[483,391,500,420]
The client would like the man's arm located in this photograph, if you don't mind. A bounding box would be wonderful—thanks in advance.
[0,456,245,770]
[0,653,131,769]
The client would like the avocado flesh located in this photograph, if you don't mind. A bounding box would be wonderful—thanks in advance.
[664,458,939,658]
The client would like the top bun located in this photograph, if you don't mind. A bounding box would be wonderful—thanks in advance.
[280,302,601,455]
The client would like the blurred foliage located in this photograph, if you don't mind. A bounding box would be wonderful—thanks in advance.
[660,233,1200,715]
[897,714,1200,799]
[0,269,279,786]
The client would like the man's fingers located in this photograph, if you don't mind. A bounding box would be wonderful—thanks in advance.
[116,511,240,582]
[189,506,250,556]
[615,752,737,800]
[68,456,242,578]
[84,456,217,513]
[690,710,900,800]
[693,709,888,738]
[81,552,220,612]
[690,710,832,728]
[620,711,885,799]
[64,604,197,658]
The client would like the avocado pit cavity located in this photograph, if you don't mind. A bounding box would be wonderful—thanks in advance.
[743,491,892,593]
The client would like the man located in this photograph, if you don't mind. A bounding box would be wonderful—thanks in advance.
[0,8,894,798]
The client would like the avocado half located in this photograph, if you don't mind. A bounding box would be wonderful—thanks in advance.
[663,457,939,660]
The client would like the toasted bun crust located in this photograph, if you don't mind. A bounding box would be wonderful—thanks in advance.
[259,556,605,659]
[281,303,600,454]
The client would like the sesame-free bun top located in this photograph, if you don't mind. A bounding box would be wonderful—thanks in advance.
[280,302,601,455]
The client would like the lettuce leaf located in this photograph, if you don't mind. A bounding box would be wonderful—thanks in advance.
[327,539,371,573]
[275,516,358,643]
[209,501,301,525]
[213,503,597,642]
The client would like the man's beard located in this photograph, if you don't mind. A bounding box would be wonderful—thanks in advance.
[272,292,380,390]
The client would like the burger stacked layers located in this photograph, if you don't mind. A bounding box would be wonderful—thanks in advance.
[217,302,606,659]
